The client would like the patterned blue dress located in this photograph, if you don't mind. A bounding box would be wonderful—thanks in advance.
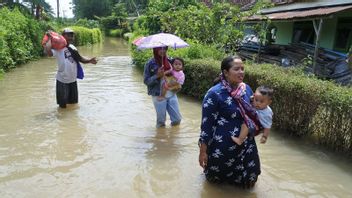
[199,82,261,184]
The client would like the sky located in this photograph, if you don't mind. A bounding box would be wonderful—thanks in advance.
[46,0,74,18]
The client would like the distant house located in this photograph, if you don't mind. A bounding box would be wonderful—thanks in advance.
[238,0,352,85]
[247,0,352,54]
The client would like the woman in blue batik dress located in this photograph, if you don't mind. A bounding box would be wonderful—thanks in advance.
[198,56,261,188]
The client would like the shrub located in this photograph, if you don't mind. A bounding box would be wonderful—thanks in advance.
[109,29,123,37]
[63,26,103,46]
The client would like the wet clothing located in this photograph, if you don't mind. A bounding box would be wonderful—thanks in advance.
[56,80,78,107]
[52,44,82,107]
[257,106,273,129]
[52,46,77,83]
[144,58,182,127]
[152,93,182,127]
[199,82,261,184]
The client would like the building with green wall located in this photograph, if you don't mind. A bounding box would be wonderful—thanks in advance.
[248,0,352,54]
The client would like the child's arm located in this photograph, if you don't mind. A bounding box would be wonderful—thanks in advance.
[164,67,173,75]
[260,128,270,144]
[176,71,185,85]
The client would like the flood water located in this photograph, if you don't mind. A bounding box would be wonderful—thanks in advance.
[0,38,351,197]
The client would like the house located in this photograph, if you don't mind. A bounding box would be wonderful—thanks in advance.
[257,0,352,54]
[239,0,352,85]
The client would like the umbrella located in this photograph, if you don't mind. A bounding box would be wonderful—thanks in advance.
[137,33,189,50]
[132,36,146,46]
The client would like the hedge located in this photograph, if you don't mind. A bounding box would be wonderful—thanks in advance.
[131,48,352,156]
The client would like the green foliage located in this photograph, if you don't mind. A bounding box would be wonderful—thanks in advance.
[27,18,47,57]
[99,15,122,29]
[132,43,352,154]
[0,30,15,70]
[181,58,220,99]
[98,15,130,34]
[0,7,47,71]
[147,0,198,12]
[112,3,128,18]
[0,7,103,72]
[160,4,215,43]
[108,29,123,37]
[72,0,112,19]
[134,12,163,35]
[65,26,103,46]
[173,39,224,61]
[130,38,225,70]
[74,19,100,29]
[245,63,352,154]
[118,0,148,16]
[134,2,245,50]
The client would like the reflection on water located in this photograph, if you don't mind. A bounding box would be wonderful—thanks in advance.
[133,127,183,197]
[0,38,351,197]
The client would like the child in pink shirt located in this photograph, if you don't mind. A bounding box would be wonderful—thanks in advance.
[158,57,185,101]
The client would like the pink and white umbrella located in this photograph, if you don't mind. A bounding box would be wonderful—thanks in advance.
[132,36,146,46]
[136,33,189,50]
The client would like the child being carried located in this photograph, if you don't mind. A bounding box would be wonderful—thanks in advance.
[158,57,185,101]
[232,85,274,145]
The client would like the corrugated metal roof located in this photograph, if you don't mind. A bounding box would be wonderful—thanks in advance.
[248,5,352,21]
[261,0,352,14]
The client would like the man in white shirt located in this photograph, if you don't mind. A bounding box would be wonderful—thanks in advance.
[44,28,97,108]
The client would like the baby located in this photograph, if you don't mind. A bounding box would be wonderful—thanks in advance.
[232,85,274,145]
[158,57,185,100]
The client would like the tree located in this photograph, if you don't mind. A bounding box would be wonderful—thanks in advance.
[72,0,112,19]
[2,0,53,19]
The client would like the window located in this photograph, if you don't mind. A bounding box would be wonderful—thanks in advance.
[334,18,352,53]
[292,21,315,44]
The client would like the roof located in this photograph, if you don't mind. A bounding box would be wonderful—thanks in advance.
[261,0,352,14]
[247,5,352,21]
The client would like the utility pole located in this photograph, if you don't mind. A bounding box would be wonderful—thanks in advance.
[57,0,60,19]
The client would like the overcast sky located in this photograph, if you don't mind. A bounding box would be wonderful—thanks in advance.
[46,0,74,18]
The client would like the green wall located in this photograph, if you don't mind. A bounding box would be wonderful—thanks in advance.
[273,22,293,45]
[272,9,351,52]
[272,20,336,48]
[319,17,337,49]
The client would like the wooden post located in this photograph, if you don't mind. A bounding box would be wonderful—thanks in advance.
[257,21,268,63]
[312,18,323,74]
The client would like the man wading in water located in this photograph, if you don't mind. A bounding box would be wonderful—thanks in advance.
[43,28,97,108]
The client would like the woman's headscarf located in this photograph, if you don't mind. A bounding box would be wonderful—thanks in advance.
[153,47,171,71]
[220,73,262,136]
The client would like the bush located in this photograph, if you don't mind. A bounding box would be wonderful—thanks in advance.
[74,18,100,29]
[130,37,225,70]
[0,7,47,71]
[244,63,352,155]
[108,29,123,37]
[63,26,103,46]
[131,47,352,155]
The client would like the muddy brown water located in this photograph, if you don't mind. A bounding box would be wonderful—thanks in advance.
[0,38,351,197]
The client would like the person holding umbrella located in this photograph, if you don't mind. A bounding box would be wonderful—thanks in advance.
[143,46,182,128]
[137,33,188,128]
